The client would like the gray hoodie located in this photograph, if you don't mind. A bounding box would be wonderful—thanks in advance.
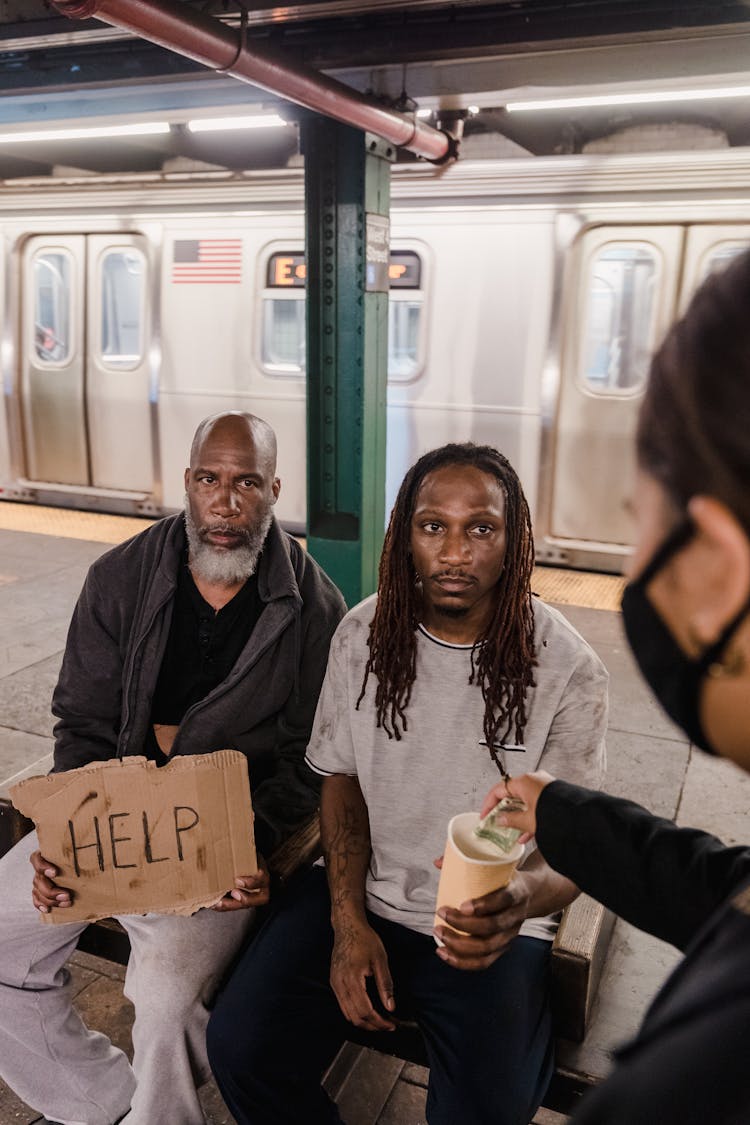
[51,514,346,855]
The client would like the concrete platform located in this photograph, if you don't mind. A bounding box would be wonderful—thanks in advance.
[0,509,748,1124]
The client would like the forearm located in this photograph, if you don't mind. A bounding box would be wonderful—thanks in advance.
[516,848,579,917]
[321,774,372,924]
[537,780,750,949]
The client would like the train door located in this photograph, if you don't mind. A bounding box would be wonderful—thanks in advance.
[549,226,682,554]
[21,236,87,484]
[86,236,152,491]
[20,233,152,491]
[679,225,750,310]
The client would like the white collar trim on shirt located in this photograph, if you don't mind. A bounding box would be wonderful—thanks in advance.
[417,623,476,650]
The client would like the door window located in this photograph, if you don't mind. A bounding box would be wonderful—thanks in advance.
[100,249,146,368]
[579,244,659,395]
[33,250,72,364]
[699,241,750,282]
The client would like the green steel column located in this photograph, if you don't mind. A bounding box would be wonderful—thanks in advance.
[302,118,393,607]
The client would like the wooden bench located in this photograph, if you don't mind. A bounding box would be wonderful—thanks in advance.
[0,796,613,1115]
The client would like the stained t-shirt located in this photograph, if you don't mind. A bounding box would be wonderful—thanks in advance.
[305,594,608,940]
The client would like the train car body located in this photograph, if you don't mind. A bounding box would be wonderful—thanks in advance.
[2,147,750,572]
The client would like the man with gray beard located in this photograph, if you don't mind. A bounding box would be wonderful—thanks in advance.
[0,412,346,1125]
[182,412,275,590]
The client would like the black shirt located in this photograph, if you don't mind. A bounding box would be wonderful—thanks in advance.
[145,559,263,764]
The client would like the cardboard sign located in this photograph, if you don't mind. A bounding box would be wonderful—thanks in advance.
[10,751,256,924]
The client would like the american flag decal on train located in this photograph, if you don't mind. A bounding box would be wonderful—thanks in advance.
[171,239,242,284]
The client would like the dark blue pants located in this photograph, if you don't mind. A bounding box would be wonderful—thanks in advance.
[207,867,553,1125]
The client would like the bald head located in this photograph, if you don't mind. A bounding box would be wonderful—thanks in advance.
[189,412,277,476]
[184,411,281,587]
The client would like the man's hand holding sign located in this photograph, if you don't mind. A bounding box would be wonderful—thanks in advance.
[11,750,257,924]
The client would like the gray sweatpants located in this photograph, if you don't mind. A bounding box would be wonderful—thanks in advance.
[0,831,255,1125]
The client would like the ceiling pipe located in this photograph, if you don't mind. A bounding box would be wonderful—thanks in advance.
[51,0,457,163]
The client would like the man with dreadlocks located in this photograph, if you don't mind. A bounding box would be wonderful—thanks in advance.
[208,442,608,1125]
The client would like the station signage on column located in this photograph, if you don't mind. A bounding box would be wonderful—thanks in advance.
[365,214,390,292]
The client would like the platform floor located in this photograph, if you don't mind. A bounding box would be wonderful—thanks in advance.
[0,505,748,1124]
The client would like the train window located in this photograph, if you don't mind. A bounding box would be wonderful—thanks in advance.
[100,249,145,367]
[262,292,306,373]
[261,249,424,380]
[388,299,421,378]
[580,244,658,395]
[387,251,423,381]
[33,251,72,364]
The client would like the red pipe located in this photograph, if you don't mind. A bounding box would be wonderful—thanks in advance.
[52,0,455,163]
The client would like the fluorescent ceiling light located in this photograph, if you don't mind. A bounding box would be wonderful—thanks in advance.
[506,84,750,112]
[187,114,289,133]
[0,122,170,143]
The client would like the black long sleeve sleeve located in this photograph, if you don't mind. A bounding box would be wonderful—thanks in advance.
[536,779,750,951]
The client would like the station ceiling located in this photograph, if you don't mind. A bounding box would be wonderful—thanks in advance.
[0,1,749,175]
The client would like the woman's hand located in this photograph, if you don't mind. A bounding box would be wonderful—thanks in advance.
[479,771,557,839]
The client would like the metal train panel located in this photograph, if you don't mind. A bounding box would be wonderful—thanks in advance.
[2,150,750,570]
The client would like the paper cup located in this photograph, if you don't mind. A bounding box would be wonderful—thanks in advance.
[435,812,524,936]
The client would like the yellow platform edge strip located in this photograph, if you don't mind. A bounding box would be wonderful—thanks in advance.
[0,502,156,545]
[532,567,625,613]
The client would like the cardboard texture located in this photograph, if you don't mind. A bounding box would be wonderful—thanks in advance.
[435,812,524,935]
[10,751,256,924]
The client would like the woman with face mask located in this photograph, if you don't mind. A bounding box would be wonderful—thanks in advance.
[480,250,750,1124]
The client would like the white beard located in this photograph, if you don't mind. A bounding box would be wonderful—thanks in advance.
[184,497,273,586]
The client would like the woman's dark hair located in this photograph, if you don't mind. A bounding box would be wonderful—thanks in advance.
[638,249,750,533]
[356,442,536,750]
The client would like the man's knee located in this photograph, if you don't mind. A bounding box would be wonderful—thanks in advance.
[206,992,274,1089]
[127,946,219,1032]
[0,837,83,990]
[206,1003,242,1080]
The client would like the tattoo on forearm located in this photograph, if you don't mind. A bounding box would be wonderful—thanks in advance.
[324,795,370,914]
[331,912,359,968]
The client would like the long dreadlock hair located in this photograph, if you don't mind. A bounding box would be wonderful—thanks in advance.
[356,443,537,755]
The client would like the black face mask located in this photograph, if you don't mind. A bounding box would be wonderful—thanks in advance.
[621,520,748,755]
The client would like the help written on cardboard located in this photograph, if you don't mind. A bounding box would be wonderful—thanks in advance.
[10,750,256,924]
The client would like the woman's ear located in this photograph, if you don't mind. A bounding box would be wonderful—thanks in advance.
[682,496,750,645]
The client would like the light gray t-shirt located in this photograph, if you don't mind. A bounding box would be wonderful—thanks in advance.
[306,594,608,940]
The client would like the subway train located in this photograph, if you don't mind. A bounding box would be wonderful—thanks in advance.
[2,144,750,573]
